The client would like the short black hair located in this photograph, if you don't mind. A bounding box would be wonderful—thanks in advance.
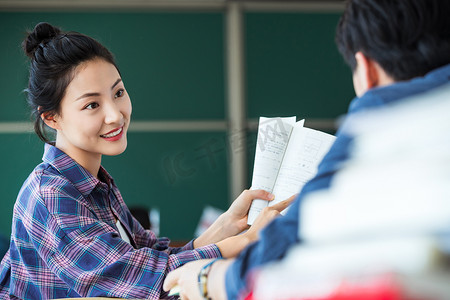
[335,0,450,81]
[22,22,119,143]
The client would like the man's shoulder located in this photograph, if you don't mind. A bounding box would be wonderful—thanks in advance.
[355,70,450,113]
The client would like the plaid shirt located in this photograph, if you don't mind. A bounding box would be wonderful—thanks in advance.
[0,144,221,299]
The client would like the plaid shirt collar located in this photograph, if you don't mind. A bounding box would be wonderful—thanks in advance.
[42,143,114,197]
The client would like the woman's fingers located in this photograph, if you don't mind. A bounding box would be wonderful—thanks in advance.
[226,189,274,218]
[239,189,275,202]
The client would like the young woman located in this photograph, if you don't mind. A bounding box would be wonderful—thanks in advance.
[0,22,293,299]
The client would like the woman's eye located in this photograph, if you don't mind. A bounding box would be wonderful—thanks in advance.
[85,102,99,110]
[115,89,124,98]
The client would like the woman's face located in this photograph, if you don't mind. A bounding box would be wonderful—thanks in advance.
[53,58,132,168]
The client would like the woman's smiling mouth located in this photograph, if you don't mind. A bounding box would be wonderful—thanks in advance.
[100,127,123,139]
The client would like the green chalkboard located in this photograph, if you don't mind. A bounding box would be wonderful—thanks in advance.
[0,134,43,237]
[0,12,225,122]
[245,12,354,119]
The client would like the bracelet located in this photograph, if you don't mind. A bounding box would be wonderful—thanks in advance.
[198,258,222,300]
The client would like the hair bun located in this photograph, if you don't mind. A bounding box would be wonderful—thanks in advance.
[23,22,62,57]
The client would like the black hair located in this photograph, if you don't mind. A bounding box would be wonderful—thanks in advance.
[22,22,119,143]
[335,0,450,81]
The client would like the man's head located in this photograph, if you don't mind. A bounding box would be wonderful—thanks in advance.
[336,0,450,87]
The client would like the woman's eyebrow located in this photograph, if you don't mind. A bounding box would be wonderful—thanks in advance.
[112,78,122,89]
[75,92,100,101]
[75,78,122,101]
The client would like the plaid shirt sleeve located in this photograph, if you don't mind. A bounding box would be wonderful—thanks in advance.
[8,168,221,299]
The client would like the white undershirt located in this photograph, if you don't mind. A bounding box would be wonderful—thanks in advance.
[116,220,131,244]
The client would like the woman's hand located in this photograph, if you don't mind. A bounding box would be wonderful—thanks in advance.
[194,189,296,256]
[213,193,296,258]
[194,189,275,248]
[221,189,276,237]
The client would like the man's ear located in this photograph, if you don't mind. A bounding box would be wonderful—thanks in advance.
[354,51,380,91]
[41,111,59,130]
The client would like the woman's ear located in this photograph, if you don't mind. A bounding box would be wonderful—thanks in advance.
[41,111,59,130]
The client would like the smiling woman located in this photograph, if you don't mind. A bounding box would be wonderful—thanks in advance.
[42,59,132,176]
[0,22,293,299]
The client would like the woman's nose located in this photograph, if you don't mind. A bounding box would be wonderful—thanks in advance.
[104,101,123,124]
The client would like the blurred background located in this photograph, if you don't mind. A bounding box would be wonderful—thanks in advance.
[0,0,353,244]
